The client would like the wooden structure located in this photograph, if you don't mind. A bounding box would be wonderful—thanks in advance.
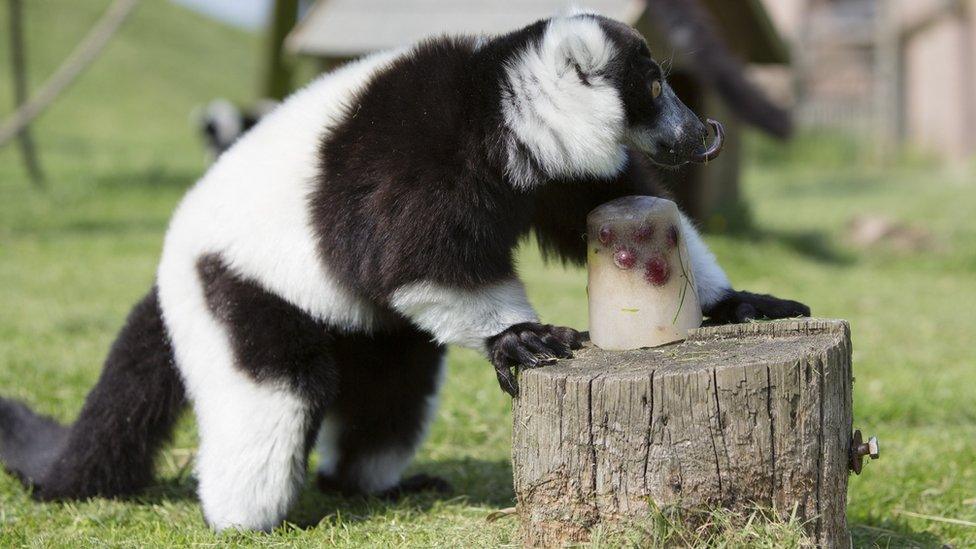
[765,0,976,160]
[512,319,856,547]
[284,0,793,223]
[6,0,44,186]
[262,0,300,100]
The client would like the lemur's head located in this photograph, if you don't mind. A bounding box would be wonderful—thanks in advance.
[499,13,723,188]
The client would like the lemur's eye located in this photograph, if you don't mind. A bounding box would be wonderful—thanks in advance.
[651,80,662,99]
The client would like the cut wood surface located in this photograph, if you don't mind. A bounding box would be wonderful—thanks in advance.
[512,318,853,547]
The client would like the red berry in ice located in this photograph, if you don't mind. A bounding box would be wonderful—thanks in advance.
[633,223,654,241]
[644,255,671,286]
[598,225,615,245]
[667,225,679,248]
[613,248,637,269]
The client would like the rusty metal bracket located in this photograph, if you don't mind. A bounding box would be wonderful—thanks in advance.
[850,429,880,474]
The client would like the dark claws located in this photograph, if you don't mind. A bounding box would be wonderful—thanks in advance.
[539,334,572,358]
[520,332,550,355]
[705,290,811,324]
[552,326,585,349]
[494,364,519,397]
[487,322,583,397]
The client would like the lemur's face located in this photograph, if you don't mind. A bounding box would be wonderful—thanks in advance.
[610,28,723,167]
[499,14,723,188]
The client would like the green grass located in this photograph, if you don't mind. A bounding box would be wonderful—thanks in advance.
[1,1,975,546]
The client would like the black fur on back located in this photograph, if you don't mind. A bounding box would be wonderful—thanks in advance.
[0,288,186,500]
[310,27,551,302]
[311,20,679,301]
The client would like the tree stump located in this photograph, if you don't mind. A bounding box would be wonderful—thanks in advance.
[512,319,853,547]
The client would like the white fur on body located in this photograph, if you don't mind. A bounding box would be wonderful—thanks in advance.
[158,51,406,531]
[154,16,731,532]
[390,280,539,352]
[677,211,731,308]
[157,47,540,531]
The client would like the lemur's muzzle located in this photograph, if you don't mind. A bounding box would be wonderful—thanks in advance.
[636,83,726,167]
[690,119,724,163]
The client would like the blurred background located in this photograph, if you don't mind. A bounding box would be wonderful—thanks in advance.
[0,1,973,546]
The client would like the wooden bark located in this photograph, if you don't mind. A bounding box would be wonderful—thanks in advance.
[512,319,853,547]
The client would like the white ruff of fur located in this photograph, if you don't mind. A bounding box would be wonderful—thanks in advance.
[502,16,627,189]
[390,279,539,352]
[677,211,731,308]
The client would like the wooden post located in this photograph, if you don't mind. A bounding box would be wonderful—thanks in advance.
[513,319,854,547]
[262,0,299,100]
[6,0,45,187]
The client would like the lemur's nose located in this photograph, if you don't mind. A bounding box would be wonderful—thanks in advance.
[690,119,725,163]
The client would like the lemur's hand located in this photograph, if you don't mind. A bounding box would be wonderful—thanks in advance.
[487,323,584,397]
[705,290,811,324]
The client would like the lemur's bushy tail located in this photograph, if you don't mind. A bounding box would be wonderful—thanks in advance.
[0,288,186,500]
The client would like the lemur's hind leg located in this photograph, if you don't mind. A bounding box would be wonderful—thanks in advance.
[178,254,338,532]
[314,326,450,499]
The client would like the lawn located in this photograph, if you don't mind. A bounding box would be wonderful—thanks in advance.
[1,1,974,547]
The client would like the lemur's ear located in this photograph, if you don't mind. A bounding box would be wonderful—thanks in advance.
[559,34,597,72]
[542,15,613,75]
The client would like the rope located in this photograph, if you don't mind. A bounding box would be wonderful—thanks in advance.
[0,0,140,148]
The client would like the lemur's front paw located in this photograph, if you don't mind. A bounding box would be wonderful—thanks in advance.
[487,323,584,397]
[705,290,811,324]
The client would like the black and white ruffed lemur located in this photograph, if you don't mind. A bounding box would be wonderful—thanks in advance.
[0,12,809,531]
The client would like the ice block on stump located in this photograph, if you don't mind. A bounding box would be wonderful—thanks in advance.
[587,196,702,350]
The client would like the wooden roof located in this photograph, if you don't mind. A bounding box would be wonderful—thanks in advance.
[287,0,788,64]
